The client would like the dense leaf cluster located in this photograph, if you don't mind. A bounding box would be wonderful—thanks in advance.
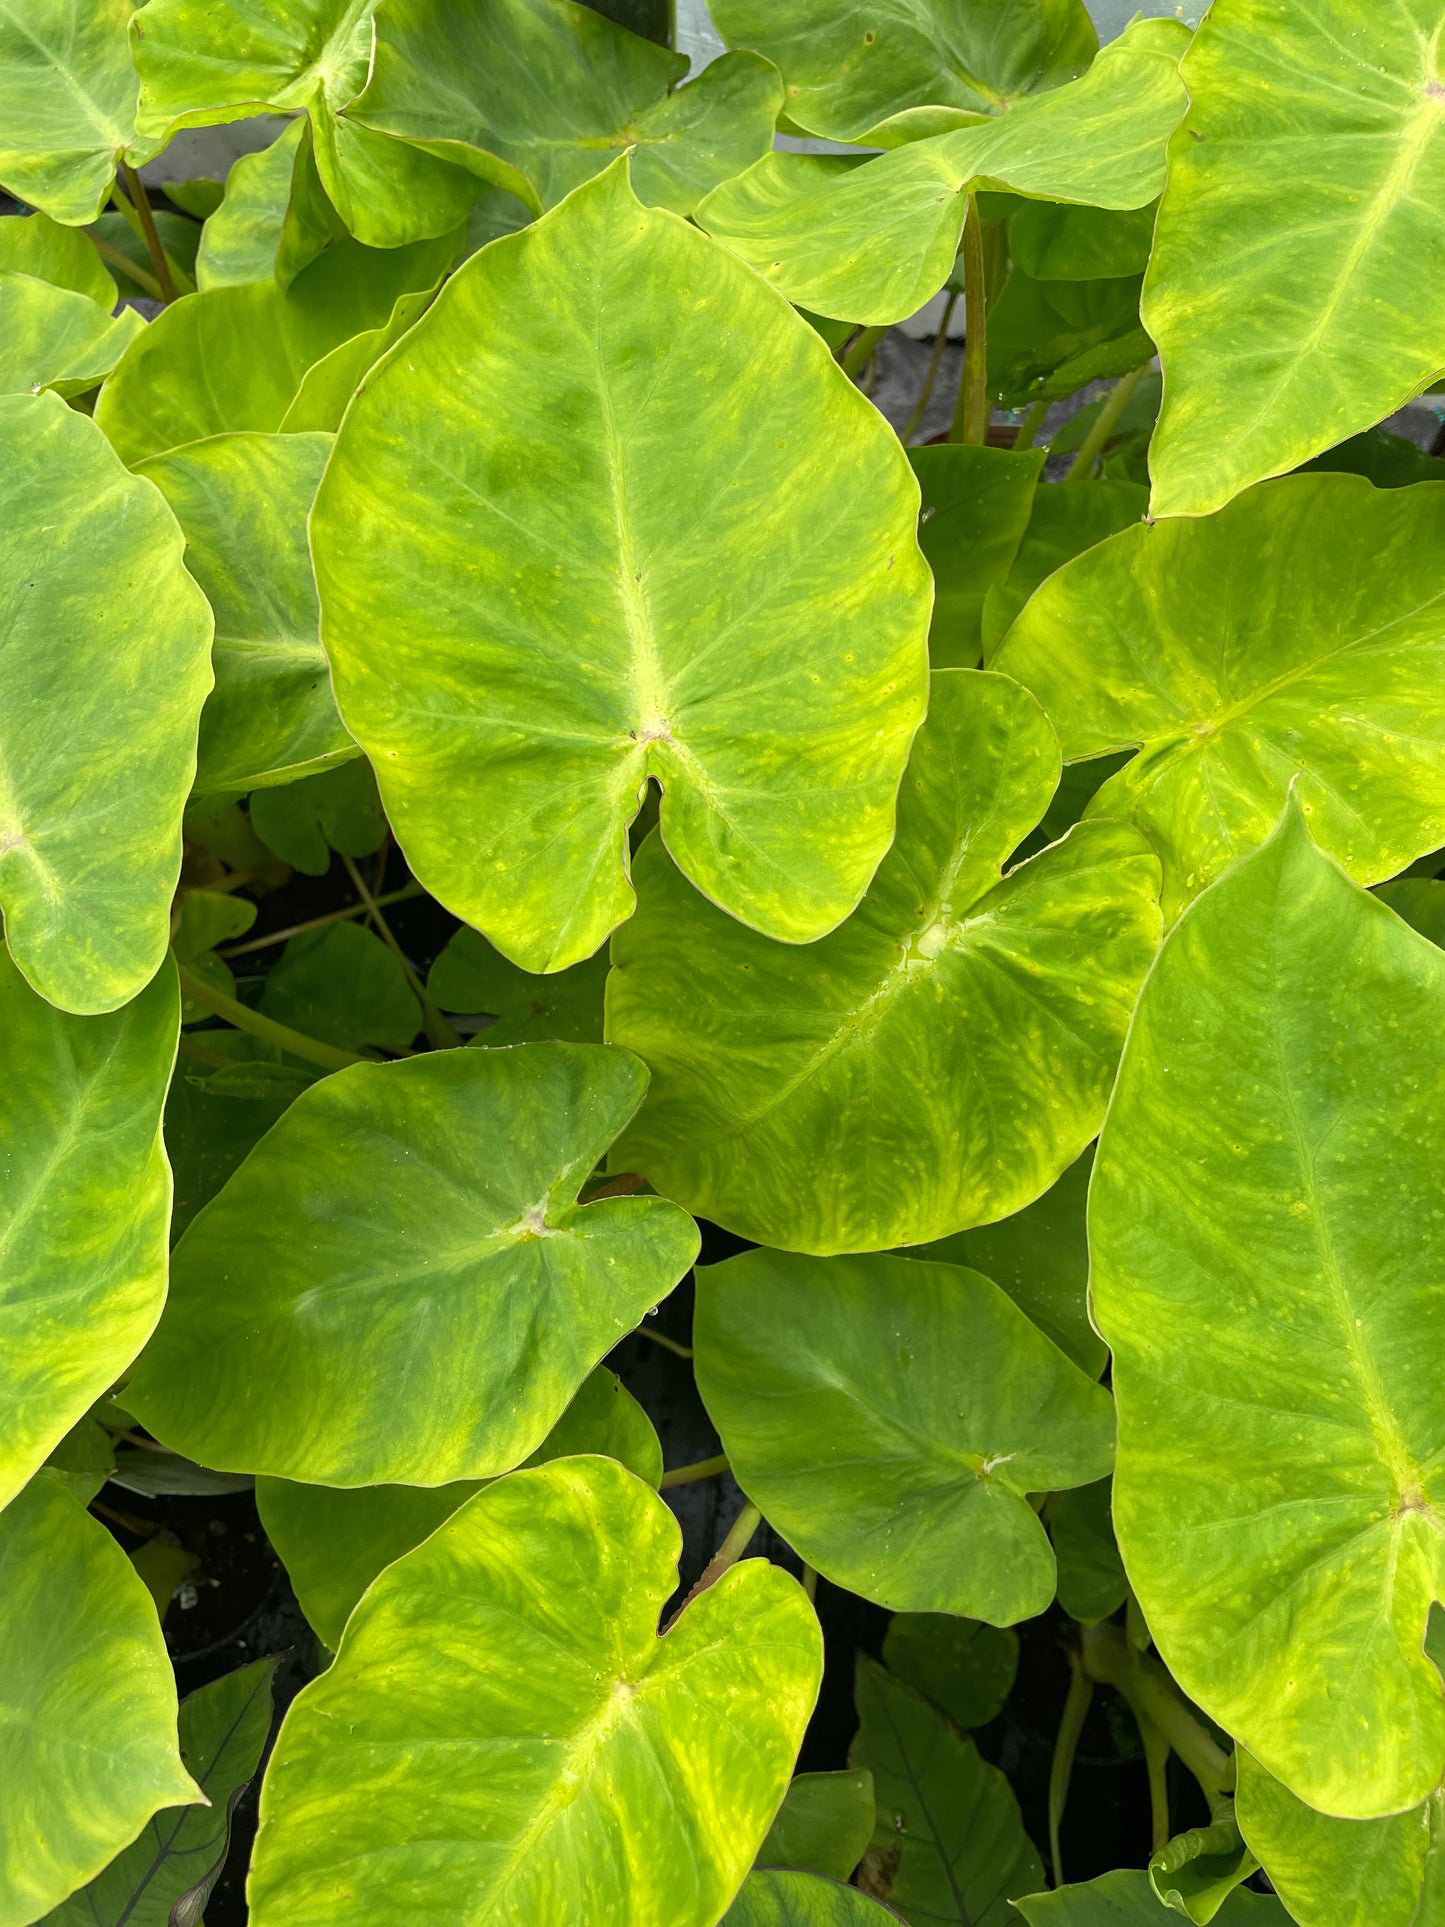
[1,0,1443,1922]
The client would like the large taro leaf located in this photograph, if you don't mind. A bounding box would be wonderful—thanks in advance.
[127,1043,699,1485]
[993,473,1445,924]
[709,0,1094,145]
[42,1658,277,1927]
[695,1249,1114,1623]
[908,443,1043,669]
[0,273,143,399]
[850,1657,1043,1925]
[1235,1748,1445,1927]
[0,210,117,305]
[607,670,1161,1253]
[247,1456,822,1926]
[194,118,344,293]
[256,1364,662,1648]
[1091,801,1445,1818]
[94,227,457,465]
[695,21,1188,325]
[0,1474,198,1927]
[1014,1871,1291,1924]
[310,162,930,972]
[725,1872,905,1926]
[756,1772,876,1882]
[907,1146,1103,1376]
[883,1612,1019,1730]
[1144,0,1445,518]
[0,952,176,1514]
[137,432,354,797]
[352,0,781,217]
[0,0,156,224]
[0,392,213,1013]
[130,0,477,250]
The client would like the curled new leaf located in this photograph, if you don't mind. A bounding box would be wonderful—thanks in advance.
[994,473,1445,922]
[247,1457,822,1926]
[608,670,1161,1253]
[127,1043,699,1485]
[310,160,930,970]
[0,392,213,1013]
[1092,801,1445,1818]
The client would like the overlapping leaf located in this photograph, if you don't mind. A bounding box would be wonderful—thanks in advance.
[0,272,141,398]
[1091,803,1445,1818]
[696,1250,1115,1622]
[1014,1872,1290,1924]
[0,952,176,1514]
[0,209,116,304]
[128,1043,699,1484]
[883,1612,1019,1729]
[0,1475,197,1927]
[725,1872,905,1926]
[247,1457,822,1925]
[311,161,930,971]
[908,443,1042,668]
[1144,0,1445,516]
[352,0,781,215]
[0,392,213,1012]
[193,119,343,292]
[756,1772,876,1882]
[608,670,1160,1252]
[994,473,1445,921]
[696,21,1188,323]
[428,925,607,1044]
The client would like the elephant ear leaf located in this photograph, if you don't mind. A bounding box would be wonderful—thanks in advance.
[994,473,1445,923]
[1091,798,1445,1819]
[724,1869,906,1924]
[1145,0,1445,517]
[0,1475,199,1925]
[127,1043,699,1486]
[1014,1870,1291,1923]
[246,1457,822,1925]
[310,158,931,972]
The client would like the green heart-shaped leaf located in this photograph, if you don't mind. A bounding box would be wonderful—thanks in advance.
[1144,0,1445,517]
[0,272,143,398]
[137,431,354,797]
[247,1456,821,1925]
[882,1612,1019,1730]
[127,1042,699,1484]
[0,951,176,1512]
[696,22,1187,324]
[258,922,421,1055]
[994,473,1445,923]
[1092,800,1445,1818]
[0,392,213,1013]
[310,160,930,969]
[429,924,607,1043]
[725,1871,906,1925]
[256,1364,661,1648]
[708,0,1095,144]
[696,1249,1115,1621]
[980,477,1146,658]
[608,669,1161,1252]
[0,1474,198,1925]
[756,1771,876,1883]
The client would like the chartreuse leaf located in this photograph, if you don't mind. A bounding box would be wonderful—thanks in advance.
[128,1043,699,1484]
[909,1147,1103,1376]
[352,0,781,216]
[0,392,213,1013]
[980,478,1146,658]
[1014,1871,1290,1925]
[995,474,1445,924]
[608,670,1160,1252]
[195,119,343,292]
[695,1250,1115,1622]
[277,282,436,432]
[0,210,116,305]
[138,432,354,797]
[0,952,176,1512]
[259,921,421,1054]
[882,1613,1019,1729]
[256,1365,661,1648]
[850,1657,1043,1924]
[429,924,607,1043]
[709,0,1095,144]
[248,757,385,874]
[1235,1747,1445,1927]
[311,162,930,972]
[1091,801,1445,1819]
[1144,0,1445,518]
[247,1457,822,1925]
[696,22,1188,325]
[0,0,156,224]
[42,1658,277,1927]
[757,1771,876,1881]
[0,271,143,397]
[725,1872,905,1926]
[95,228,458,465]
[0,1475,198,1927]
[130,0,477,249]
[908,444,1043,668]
